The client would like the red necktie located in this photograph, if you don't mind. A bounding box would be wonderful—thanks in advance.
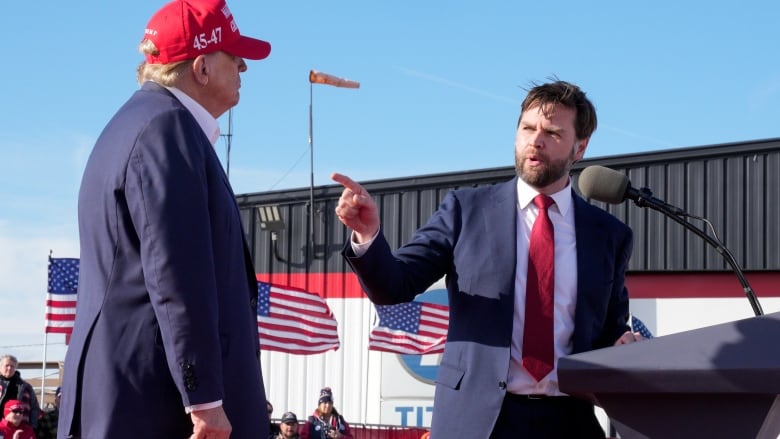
[522,194,555,381]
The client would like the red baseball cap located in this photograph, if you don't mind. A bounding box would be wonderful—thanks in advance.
[143,0,271,64]
[3,400,24,417]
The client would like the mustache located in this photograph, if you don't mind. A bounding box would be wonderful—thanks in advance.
[522,151,547,162]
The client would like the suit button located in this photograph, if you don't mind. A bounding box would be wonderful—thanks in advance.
[498,381,507,390]
[250,298,258,309]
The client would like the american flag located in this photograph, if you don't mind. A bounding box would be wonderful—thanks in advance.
[256,282,340,355]
[45,257,79,334]
[631,315,654,339]
[369,302,449,355]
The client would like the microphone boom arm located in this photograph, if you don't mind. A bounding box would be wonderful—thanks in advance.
[631,187,764,317]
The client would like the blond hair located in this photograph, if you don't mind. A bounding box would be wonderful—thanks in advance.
[136,39,193,86]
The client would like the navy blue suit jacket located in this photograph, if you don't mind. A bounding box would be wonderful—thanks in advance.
[344,177,632,439]
[59,83,268,438]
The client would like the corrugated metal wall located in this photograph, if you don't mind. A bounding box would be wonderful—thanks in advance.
[240,138,780,275]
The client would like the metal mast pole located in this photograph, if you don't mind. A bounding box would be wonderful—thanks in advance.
[308,82,314,275]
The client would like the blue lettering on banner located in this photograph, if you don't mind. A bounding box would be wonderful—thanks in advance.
[394,406,434,427]
[398,289,448,384]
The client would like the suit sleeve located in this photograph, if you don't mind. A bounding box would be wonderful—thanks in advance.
[344,190,462,305]
[125,109,224,406]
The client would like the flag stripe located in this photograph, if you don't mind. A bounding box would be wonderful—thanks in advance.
[259,318,339,339]
[45,327,74,334]
[44,313,76,321]
[369,328,446,344]
[268,306,339,329]
[258,330,339,347]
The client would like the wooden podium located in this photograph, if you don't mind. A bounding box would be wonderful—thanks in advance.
[558,311,780,439]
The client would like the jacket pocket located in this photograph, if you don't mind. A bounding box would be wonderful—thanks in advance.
[435,361,465,390]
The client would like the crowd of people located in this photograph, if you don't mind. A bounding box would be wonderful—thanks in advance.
[268,387,352,439]
[0,355,61,439]
[0,365,430,439]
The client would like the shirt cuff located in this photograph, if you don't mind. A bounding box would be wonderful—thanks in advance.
[351,229,379,256]
[185,400,222,414]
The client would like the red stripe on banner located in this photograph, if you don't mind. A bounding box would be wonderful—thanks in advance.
[626,272,780,298]
[258,271,780,300]
[257,273,366,299]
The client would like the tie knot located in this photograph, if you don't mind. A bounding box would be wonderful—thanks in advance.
[533,194,554,210]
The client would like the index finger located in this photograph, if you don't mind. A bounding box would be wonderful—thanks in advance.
[331,172,363,194]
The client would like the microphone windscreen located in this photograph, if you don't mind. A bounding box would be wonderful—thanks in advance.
[578,165,630,204]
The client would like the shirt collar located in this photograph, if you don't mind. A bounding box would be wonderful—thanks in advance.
[163,85,221,145]
[516,177,573,216]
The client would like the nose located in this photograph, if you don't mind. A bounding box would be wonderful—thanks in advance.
[237,57,247,73]
[526,127,544,149]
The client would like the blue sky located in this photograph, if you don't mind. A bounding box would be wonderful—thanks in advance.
[2,1,779,361]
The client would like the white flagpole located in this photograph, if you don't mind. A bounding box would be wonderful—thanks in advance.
[41,334,48,405]
[41,251,52,404]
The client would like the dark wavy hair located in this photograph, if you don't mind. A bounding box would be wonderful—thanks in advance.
[517,78,597,140]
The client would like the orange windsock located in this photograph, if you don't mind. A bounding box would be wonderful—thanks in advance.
[309,70,360,89]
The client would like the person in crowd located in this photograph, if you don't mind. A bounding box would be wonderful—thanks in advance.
[0,355,40,428]
[332,79,644,439]
[267,400,281,438]
[33,386,60,439]
[275,412,301,439]
[302,387,352,439]
[0,400,36,439]
[57,1,273,438]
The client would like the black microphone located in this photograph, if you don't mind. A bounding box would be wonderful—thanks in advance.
[578,165,684,215]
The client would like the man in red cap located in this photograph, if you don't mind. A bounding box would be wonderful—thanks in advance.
[0,400,35,439]
[58,1,272,438]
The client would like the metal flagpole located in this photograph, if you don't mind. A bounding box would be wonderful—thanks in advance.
[41,251,52,402]
[308,82,314,278]
[41,334,48,403]
[307,70,360,282]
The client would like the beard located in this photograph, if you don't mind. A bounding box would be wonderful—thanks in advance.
[515,145,576,189]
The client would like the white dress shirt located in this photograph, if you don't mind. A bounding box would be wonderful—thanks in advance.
[507,178,578,395]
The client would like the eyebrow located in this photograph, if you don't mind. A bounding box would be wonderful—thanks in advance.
[520,119,565,133]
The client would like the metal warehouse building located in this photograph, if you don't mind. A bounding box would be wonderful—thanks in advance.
[239,137,780,428]
[238,137,780,295]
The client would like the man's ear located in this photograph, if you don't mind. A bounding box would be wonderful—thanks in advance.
[191,55,209,86]
[573,139,589,163]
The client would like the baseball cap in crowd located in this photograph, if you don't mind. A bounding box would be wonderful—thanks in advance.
[3,400,25,417]
[281,411,298,424]
[143,0,271,64]
[318,387,333,404]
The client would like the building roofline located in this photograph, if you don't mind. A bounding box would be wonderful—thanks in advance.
[236,137,780,205]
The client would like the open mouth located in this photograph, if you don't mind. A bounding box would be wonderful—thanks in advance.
[526,154,545,166]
